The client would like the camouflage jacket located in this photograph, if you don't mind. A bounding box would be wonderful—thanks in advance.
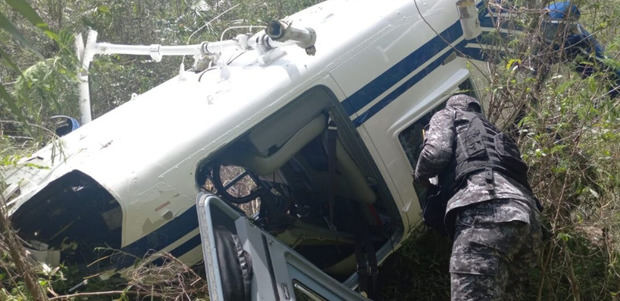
[414,96,538,217]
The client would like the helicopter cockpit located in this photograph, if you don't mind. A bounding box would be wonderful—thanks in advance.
[195,86,400,277]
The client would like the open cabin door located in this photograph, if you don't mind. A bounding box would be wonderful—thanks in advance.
[196,192,369,301]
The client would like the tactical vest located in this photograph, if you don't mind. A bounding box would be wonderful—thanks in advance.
[447,110,531,192]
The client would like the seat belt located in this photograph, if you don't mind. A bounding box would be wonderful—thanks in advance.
[326,123,379,298]
[326,122,338,230]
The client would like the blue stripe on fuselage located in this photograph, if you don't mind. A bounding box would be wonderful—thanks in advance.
[170,234,201,258]
[353,40,470,127]
[117,15,492,267]
[151,233,202,266]
[341,21,463,117]
[460,41,489,62]
[345,5,525,126]
[119,206,199,268]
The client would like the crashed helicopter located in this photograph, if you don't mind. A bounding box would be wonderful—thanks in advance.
[3,0,511,299]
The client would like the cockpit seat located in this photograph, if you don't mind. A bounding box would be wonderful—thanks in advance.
[241,114,327,176]
[224,89,376,205]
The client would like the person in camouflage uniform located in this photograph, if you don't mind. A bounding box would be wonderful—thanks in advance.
[540,1,619,98]
[414,94,543,301]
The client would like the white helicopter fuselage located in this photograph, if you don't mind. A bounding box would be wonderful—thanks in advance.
[5,0,491,279]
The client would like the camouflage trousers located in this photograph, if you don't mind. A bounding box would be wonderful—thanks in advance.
[450,199,542,301]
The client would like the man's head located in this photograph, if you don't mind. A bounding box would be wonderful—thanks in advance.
[546,1,580,20]
[446,94,482,112]
[542,1,580,43]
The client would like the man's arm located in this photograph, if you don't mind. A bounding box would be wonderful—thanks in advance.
[565,25,619,97]
[414,109,455,182]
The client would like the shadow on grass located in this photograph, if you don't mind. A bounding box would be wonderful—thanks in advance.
[378,226,620,300]
[378,228,452,300]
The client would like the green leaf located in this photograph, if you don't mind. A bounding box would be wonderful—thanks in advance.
[0,47,22,73]
[549,144,567,154]
[97,5,110,14]
[4,0,60,46]
[23,163,50,169]
[44,30,60,42]
[5,0,49,31]
[506,58,521,71]
[0,13,45,60]
[556,232,572,242]
[0,83,28,124]
[0,12,31,47]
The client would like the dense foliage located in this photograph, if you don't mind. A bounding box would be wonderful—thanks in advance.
[380,1,620,300]
[1,0,619,300]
